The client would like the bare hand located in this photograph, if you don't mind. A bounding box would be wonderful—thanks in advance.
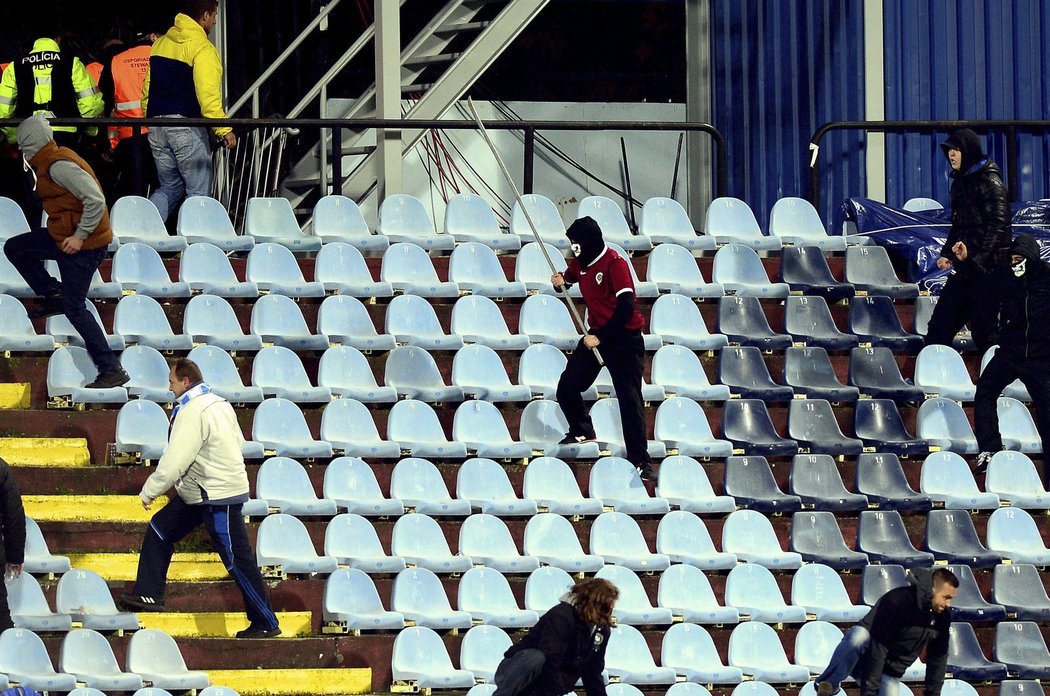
[551,272,565,289]
[142,498,153,511]
[936,256,953,270]
[5,563,23,579]
[223,132,237,150]
[952,241,968,262]
[583,335,600,350]
[60,236,83,254]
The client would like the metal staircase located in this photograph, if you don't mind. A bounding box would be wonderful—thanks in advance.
[279,0,551,206]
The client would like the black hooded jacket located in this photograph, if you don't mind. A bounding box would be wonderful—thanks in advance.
[995,233,1050,360]
[503,601,609,696]
[940,129,1012,274]
[0,457,26,568]
[857,567,950,696]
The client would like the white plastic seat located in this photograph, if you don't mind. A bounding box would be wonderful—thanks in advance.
[316,296,397,354]
[7,571,73,630]
[256,513,338,575]
[655,455,735,513]
[914,345,977,401]
[589,456,671,515]
[450,295,530,350]
[392,513,473,573]
[322,567,405,630]
[458,568,539,628]
[186,345,264,403]
[379,194,454,253]
[256,457,337,515]
[183,294,264,351]
[522,455,604,515]
[721,510,803,568]
[324,513,406,573]
[59,628,144,691]
[111,196,186,252]
[518,343,597,401]
[452,345,533,402]
[55,569,138,631]
[915,399,979,455]
[176,196,254,252]
[0,293,56,351]
[577,196,653,252]
[519,400,603,459]
[323,457,404,516]
[657,564,740,624]
[844,246,920,298]
[253,398,333,458]
[986,451,1050,508]
[45,298,125,351]
[389,457,471,516]
[768,197,846,251]
[518,294,583,350]
[656,510,737,570]
[43,260,121,298]
[523,512,604,572]
[387,401,469,459]
[443,193,520,251]
[514,241,573,295]
[126,629,209,690]
[317,346,397,403]
[459,514,540,573]
[712,244,789,297]
[594,365,666,402]
[319,399,401,458]
[650,345,730,401]
[647,243,724,297]
[661,622,743,684]
[252,346,332,403]
[453,402,534,460]
[313,195,388,253]
[178,242,259,297]
[902,197,943,212]
[47,345,128,404]
[385,346,464,403]
[391,567,472,629]
[386,295,465,351]
[524,566,575,613]
[604,624,677,684]
[381,242,459,297]
[246,243,325,297]
[244,197,321,251]
[460,625,514,681]
[113,400,169,461]
[794,621,846,674]
[314,242,393,297]
[0,195,31,239]
[114,294,194,350]
[456,459,539,516]
[791,564,870,623]
[590,399,667,461]
[998,396,1043,453]
[510,194,570,250]
[595,565,674,625]
[449,243,527,297]
[590,512,670,571]
[0,627,78,690]
[640,197,716,251]
[250,294,329,350]
[986,508,1050,565]
[704,197,781,250]
[655,398,733,459]
[725,564,806,623]
[919,451,1000,509]
[727,622,811,682]
[649,294,728,350]
[391,626,475,689]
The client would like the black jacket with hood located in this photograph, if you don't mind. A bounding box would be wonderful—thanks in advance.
[503,600,609,696]
[0,457,26,569]
[995,233,1050,360]
[857,567,950,696]
[940,128,1012,274]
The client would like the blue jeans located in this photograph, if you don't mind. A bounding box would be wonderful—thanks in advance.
[148,115,213,221]
[817,626,901,696]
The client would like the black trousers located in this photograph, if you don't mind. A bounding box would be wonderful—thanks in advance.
[109,134,158,203]
[4,228,119,372]
[556,331,649,465]
[493,649,546,696]
[974,349,1050,460]
[133,496,279,629]
[924,270,1000,354]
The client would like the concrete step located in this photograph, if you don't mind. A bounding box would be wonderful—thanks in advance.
[24,494,167,522]
[0,382,30,409]
[0,437,90,467]
[67,552,229,581]
[140,611,313,638]
[205,668,370,696]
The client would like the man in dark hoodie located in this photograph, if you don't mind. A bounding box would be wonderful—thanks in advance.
[973,233,1050,476]
[816,567,957,696]
[551,216,655,481]
[925,128,1012,353]
[0,457,26,632]
[3,114,129,388]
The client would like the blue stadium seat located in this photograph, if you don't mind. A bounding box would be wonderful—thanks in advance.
[243,197,321,252]
[256,457,337,516]
[848,296,924,351]
[391,568,472,629]
[993,621,1050,679]
[457,571,537,629]
[856,510,935,567]
[657,565,740,624]
[769,197,846,251]
[0,195,30,239]
[787,399,863,456]
[111,196,186,252]
[8,571,73,630]
[721,401,799,457]
[114,294,193,350]
[853,400,929,456]
[179,243,259,297]
[56,569,139,631]
[387,400,469,459]
[324,458,405,517]
[322,567,405,630]
[125,629,209,690]
[844,246,919,299]
[704,197,780,251]
[987,508,1050,565]
[604,624,678,685]
[650,294,728,350]
[661,622,743,683]
[523,513,604,572]
[313,195,388,253]
[651,346,730,401]
[256,513,338,575]
[246,243,325,297]
[998,397,1043,453]
[723,455,802,513]
[250,294,329,350]
[855,452,933,510]
[655,455,735,513]
[450,296,530,350]
[453,345,533,402]
[510,194,569,249]
[779,246,853,300]
[640,196,716,251]
[986,451,1050,508]
[184,345,261,403]
[253,397,333,458]
[324,513,406,573]
[783,296,858,350]
[381,242,460,297]
[443,193,520,251]
[647,244,723,297]
[113,400,168,461]
[252,346,332,403]
[789,455,868,512]
[914,345,977,401]
[391,514,473,573]
[524,566,575,613]
[458,514,540,572]
[712,244,789,297]
[717,296,793,350]
[722,509,803,568]
[656,510,737,570]
[385,295,465,351]
[725,564,807,623]
[518,400,602,459]
[791,563,870,622]
[317,296,397,354]
[47,346,128,404]
[0,251,33,296]
[577,196,653,252]
[980,346,1031,402]
[0,627,77,690]
[518,294,583,351]
[183,294,264,351]
[860,564,908,606]
[727,622,810,683]
[789,511,869,570]
[590,399,667,460]
[391,626,475,689]
[794,621,845,674]
[459,624,514,681]
[944,563,1007,622]
[176,196,254,252]
[385,346,464,403]
[0,294,54,352]
[514,241,570,294]
[389,458,471,516]
[719,346,794,401]
[59,628,143,691]
[379,194,455,253]
[449,243,527,298]
[113,243,193,297]
[521,455,603,515]
[517,344,594,401]
[996,681,1045,696]
[590,512,670,572]
[595,565,675,625]
[314,242,393,298]
[589,456,671,514]
[456,456,538,514]
[992,564,1050,621]
[919,452,999,509]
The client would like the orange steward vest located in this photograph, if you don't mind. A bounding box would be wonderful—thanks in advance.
[108,44,150,148]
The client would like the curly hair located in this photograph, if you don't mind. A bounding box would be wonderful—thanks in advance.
[567,577,618,627]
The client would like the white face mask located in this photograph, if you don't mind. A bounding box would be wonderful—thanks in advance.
[570,242,581,258]
[1013,259,1027,277]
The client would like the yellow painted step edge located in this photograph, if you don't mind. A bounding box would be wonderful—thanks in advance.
[67,552,229,582]
[0,437,89,467]
[139,611,312,637]
[0,383,30,409]
[24,495,168,523]
[205,669,371,696]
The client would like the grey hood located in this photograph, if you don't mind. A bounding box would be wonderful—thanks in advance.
[17,114,54,161]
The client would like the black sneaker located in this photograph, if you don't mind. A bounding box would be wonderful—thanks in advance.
[816,681,837,696]
[974,451,993,476]
[558,432,596,446]
[236,624,282,639]
[119,592,165,612]
[635,461,657,482]
[85,368,131,389]
[27,296,64,319]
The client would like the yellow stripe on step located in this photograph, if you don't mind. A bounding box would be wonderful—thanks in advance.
[205,669,371,696]
[0,384,30,409]
[0,437,89,466]
[23,495,168,522]
[139,611,311,637]
[67,552,229,581]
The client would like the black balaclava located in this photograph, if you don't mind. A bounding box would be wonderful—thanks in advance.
[940,128,985,172]
[566,216,606,267]
[1010,233,1043,278]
